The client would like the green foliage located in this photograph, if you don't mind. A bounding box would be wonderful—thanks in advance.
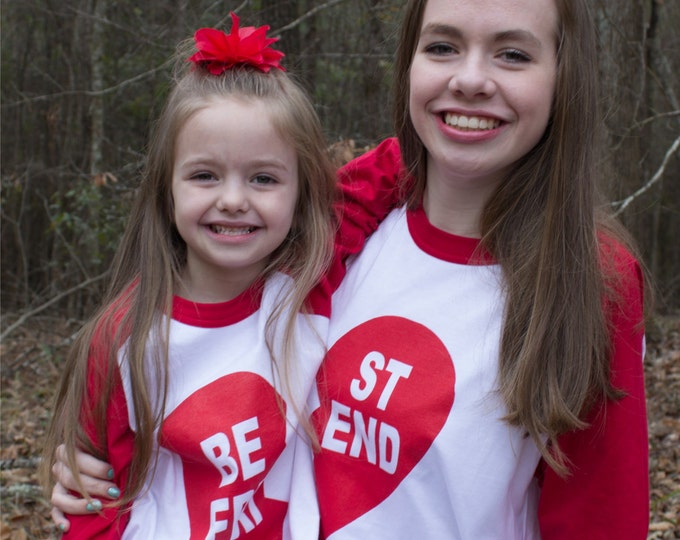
[49,180,129,269]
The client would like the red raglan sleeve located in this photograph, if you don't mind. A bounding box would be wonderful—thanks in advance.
[538,246,649,539]
[326,137,404,287]
[307,137,404,314]
[63,318,136,539]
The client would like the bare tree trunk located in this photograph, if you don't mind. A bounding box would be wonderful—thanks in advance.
[1,0,678,316]
[90,0,106,176]
[596,0,680,309]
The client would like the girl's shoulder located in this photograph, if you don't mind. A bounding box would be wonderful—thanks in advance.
[88,282,137,362]
[597,231,643,287]
[597,230,646,324]
[336,137,402,181]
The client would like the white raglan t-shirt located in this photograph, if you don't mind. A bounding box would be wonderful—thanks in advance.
[72,273,325,540]
[307,201,647,539]
[310,206,543,539]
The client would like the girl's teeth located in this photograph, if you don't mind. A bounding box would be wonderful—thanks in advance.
[210,225,253,235]
[444,113,499,131]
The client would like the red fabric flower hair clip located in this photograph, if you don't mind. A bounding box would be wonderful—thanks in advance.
[188,12,285,74]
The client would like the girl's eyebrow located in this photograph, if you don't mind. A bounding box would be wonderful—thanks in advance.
[178,156,293,172]
[421,23,543,49]
[420,23,464,40]
[493,29,543,49]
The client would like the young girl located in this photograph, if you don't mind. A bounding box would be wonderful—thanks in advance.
[42,13,342,538]
[51,0,650,538]
[309,0,649,538]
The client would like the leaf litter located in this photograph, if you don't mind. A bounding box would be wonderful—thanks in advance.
[1,315,678,539]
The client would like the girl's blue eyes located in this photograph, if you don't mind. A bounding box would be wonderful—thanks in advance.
[425,43,455,55]
[188,173,278,184]
[500,49,531,63]
[252,174,277,185]
[424,43,532,63]
[191,172,215,181]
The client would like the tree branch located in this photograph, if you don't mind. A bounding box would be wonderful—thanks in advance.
[612,133,680,216]
[2,61,172,108]
[0,272,109,342]
[610,110,680,152]
[271,0,348,36]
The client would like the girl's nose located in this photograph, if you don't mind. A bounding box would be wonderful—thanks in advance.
[448,54,496,99]
[216,180,249,213]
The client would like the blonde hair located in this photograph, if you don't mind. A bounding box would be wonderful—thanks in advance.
[393,0,644,475]
[41,45,337,506]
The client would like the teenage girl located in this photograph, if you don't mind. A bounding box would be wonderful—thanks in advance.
[50,0,650,538]
[42,13,345,538]
[308,0,649,538]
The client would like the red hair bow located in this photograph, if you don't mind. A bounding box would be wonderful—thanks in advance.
[188,12,285,74]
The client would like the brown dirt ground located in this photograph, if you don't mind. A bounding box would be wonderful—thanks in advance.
[1,315,678,539]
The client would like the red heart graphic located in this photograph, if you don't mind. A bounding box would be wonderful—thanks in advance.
[161,372,287,539]
[312,316,455,536]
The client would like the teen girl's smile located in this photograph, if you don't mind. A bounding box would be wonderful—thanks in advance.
[172,97,299,302]
[409,0,558,194]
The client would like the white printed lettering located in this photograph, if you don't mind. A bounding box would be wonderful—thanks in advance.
[349,352,413,411]
[230,490,262,539]
[323,400,401,474]
[206,497,230,539]
[322,400,352,453]
[350,351,384,401]
[377,359,413,411]
[348,409,377,464]
[200,433,239,487]
[379,422,399,474]
[232,417,265,481]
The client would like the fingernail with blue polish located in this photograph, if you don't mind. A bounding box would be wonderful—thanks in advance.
[86,499,103,512]
[58,523,66,532]
[107,486,121,499]
[106,468,114,480]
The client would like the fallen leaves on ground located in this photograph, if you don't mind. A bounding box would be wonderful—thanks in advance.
[1,315,678,539]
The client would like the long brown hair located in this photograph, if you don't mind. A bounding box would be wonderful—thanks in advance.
[393,0,641,474]
[41,46,337,505]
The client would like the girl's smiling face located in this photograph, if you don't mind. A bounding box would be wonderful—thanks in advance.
[172,97,299,302]
[409,0,559,192]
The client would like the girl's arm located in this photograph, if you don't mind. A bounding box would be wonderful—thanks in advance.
[50,446,118,531]
[55,322,136,538]
[306,137,404,312]
[50,386,131,535]
[324,138,404,291]
[334,137,404,256]
[537,249,649,539]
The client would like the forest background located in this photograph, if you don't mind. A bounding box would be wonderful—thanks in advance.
[1,0,679,538]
